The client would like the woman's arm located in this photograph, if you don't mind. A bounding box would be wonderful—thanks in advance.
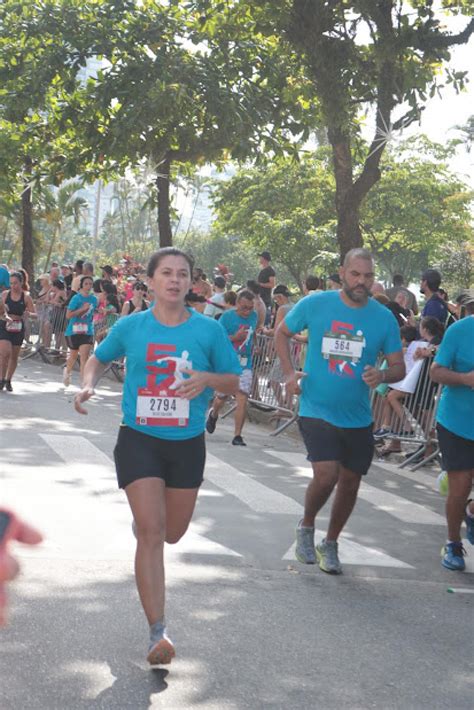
[74,355,109,414]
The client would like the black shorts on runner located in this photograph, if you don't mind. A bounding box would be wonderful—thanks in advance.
[66,334,93,350]
[437,423,474,472]
[113,425,206,489]
[298,417,374,476]
[0,322,24,347]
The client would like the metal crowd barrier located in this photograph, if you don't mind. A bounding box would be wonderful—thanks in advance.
[370,356,441,470]
[221,333,306,436]
[20,302,68,362]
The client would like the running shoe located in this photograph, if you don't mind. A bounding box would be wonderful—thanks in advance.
[316,539,342,574]
[465,500,474,545]
[373,427,392,440]
[441,542,466,571]
[5,380,12,392]
[63,368,71,387]
[205,409,218,434]
[232,435,246,446]
[147,626,175,666]
[295,521,316,564]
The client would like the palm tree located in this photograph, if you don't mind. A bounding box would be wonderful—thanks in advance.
[40,181,88,271]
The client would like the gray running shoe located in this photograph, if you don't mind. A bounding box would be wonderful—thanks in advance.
[295,521,316,564]
[316,538,342,574]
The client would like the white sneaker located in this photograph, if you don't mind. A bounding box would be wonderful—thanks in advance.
[63,368,71,387]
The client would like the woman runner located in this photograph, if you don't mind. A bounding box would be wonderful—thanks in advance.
[0,272,35,391]
[74,248,240,666]
[63,275,98,387]
[121,281,149,316]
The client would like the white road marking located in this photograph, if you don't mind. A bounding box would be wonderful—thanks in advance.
[205,453,303,515]
[283,533,414,569]
[447,587,474,594]
[267,451,445,525]
[37,434,241,558]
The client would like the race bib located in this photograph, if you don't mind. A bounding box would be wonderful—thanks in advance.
[136,387,189,427]
[72,322,88,334]
[321,332,364,362]
[6,320,22,333]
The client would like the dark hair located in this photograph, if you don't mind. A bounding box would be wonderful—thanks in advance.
[83,262,94,274]
[75,259,84,271]
[102,281,117,296]
[10,271,24,284]
[134,281,147,292]
[400,325,417,344]
[237,289,255,302]
[420,316,444,342]
[52,279,65,290]
[392,274,404,286]
[246,280,261,296]
[305,275,320,291]
[422,269,441,291]
[185,290,206,304]
[80,275,94,289]
[93,278,103,293]
[106,293,120,312]
[19,268,30,291]
[147,248,194,278]
[224,291,237,306]
[214,276,226,289]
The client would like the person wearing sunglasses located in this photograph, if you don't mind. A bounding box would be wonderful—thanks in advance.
[121,281,149,316]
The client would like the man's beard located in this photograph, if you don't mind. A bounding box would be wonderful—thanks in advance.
[342,281,370,303]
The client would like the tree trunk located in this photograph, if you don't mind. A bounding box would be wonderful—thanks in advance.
[21,157,34,283]
[44,224,60,273]
[328,133,363,263]
[156,155,172,248]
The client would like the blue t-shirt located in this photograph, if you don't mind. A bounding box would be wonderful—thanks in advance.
[285,291,402,427]
[219,309,258,364]
[422,295,447,323]
[0,266,10,290]
[95,309,241,440]
[65,293,98,336]
[435,316,474,441]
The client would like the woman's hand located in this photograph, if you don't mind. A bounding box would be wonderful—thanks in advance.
[74,387,95,414]
[176,370,210,400]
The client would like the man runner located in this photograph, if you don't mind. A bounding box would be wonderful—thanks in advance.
[206,289,257,446]
[275,248,405,574]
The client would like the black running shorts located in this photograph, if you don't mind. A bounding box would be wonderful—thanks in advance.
[66,334,93,350]
[437,423,474,472]
[298,416,374,476]
[113,425,205,489]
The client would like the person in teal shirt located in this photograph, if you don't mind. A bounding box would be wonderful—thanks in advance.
[276,249,404,575]
[63,276,98,388]
[431,293,474,572]
[73,248,240,668]
[206,289,258,446]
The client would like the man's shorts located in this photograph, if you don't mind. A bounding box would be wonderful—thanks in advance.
[298,417,374,476]
[66,334,93,350]
[217,368,252,398]
[113,425,205,489]
[437,423,474,472]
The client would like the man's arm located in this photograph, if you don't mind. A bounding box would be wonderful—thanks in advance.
[430,362,474,388]
[362,351,405,388]
[259,275,276,290]
[275,321,306,395]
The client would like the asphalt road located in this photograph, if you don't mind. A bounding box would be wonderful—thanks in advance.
[0,358,473,709]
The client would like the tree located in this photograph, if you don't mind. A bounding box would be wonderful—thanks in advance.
[193,0,474,259]
[39,182,88,271]
[212,152,339,289]
[362,137,474,281]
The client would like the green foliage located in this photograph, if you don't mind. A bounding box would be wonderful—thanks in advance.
[211,152,340,289]
[362,137,474,281]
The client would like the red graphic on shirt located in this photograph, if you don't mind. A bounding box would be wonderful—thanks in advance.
[327,320,356,378]
[136,343,189,427]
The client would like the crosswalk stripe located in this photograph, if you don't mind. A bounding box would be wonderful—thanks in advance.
[38,434,242,558]
[205,453,303,515]
[283,534,414,569]
[267,451,445,525]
